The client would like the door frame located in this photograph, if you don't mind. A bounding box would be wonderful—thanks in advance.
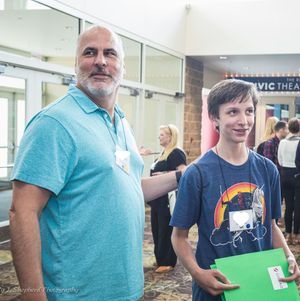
[255,95,295,146]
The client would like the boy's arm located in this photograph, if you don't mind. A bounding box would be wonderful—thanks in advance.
[171,228,239,296]
[272,220,300,281]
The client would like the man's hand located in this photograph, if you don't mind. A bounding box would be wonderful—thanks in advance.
[194,269,240,296]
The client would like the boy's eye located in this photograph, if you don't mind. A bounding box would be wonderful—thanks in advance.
[228,110,237,115]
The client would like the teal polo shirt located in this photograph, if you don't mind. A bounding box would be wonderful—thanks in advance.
[12,85,145,301]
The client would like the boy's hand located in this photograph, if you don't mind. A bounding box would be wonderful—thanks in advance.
[194,269,240,296]
[280,255,300,282]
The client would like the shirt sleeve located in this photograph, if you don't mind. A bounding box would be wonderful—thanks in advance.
[277,140,283,166]
[170,164,202,228]
[11,114,78,195]
[167,148,187,171]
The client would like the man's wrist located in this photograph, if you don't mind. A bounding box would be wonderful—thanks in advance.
[175,170,182,184]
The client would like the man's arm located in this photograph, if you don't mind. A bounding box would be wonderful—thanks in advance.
[142,164,186,202]
[272,220,300,281]
[10,181,51,301]
[171,228,239,296]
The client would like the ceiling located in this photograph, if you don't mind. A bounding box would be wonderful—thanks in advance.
[194,53,300,76]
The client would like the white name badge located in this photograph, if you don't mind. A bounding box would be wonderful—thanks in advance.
[229,209,254,232]
[115,146,130,175]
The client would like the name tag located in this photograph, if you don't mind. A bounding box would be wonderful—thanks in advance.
[229,209,254,232]
[115,146,130,175]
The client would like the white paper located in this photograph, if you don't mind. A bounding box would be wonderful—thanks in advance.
[267,266,288,290]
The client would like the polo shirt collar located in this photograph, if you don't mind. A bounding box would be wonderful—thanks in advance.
[68,84,125,118]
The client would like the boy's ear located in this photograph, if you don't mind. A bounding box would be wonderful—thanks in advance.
[209,115,219,131]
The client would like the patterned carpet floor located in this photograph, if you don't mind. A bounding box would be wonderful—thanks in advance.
[0,207,300,300]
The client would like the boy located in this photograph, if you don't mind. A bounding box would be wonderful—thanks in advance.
[170,79,300,301]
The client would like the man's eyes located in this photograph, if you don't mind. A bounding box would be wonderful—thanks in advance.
[83,49,96,56]
[82,49,117,57]
[104,49,117,57]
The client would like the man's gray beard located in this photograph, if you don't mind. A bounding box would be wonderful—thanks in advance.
[85,80,114,98]
[76,73,120,99]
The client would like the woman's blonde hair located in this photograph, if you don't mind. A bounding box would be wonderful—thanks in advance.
[261,116,279,141]
[158,124,179,162]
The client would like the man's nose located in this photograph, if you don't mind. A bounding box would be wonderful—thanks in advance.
[95,53,107,66]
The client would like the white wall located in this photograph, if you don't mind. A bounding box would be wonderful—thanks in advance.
[185,0,300,55]
[203,67,223,88]
[53,0,188,54]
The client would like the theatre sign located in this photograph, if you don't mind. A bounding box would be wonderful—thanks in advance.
[230,77,300,92]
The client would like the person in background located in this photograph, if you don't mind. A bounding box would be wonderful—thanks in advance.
[278,118,300,244]
[170,79,299,301]
[256,116,279,155]
[149,124,186,273]
[9,25,184,301]
[263,120,288,170]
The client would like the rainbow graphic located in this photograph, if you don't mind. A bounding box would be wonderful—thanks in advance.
[214,182,266,229]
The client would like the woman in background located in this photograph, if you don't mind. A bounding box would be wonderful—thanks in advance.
[149,124,186,273]
[256,116,279,155]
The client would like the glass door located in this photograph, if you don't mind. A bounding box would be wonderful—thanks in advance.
[0,65,70,223]
[0,76,26,189]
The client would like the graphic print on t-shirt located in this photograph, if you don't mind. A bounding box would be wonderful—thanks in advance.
[210,182,267,248]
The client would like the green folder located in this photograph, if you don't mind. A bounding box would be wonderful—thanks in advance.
[210,264,225,301]
[210,248,299,301]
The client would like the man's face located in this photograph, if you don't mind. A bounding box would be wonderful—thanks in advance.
[279,126,289,139]
[75,27,123,100]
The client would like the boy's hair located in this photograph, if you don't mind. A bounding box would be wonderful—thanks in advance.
[274,120,287,132]
[208,79,260,118]
[288,117,299,134]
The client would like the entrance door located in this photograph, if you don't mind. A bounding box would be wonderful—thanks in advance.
[0,65,71,223]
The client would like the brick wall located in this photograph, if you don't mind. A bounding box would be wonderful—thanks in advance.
[184,57,203,163]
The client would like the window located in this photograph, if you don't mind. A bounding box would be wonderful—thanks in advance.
[0,0,79,67]
[145,46,182,91]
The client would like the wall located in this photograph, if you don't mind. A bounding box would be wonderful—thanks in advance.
[186,0,300,55]
[184,57,203,163]
[50,0,188,54]
[203,66,224,89]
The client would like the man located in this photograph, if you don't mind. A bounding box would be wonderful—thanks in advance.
[10,26,182,301]
[170,80,299,301]
[263,120,288,169]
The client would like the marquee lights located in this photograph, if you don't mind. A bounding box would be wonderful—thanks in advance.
[225,73,300,78]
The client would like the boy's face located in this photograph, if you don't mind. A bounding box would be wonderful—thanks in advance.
[211,96,255,144]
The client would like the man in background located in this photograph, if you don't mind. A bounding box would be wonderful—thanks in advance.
[263,120,288,169]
